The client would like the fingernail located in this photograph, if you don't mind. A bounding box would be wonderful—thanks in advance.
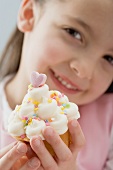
[71,119,78,127]
[17,143,27,153]
[34,138,41,147]
[28,157,40,168]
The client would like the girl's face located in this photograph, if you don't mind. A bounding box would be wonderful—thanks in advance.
[19,0,113,105]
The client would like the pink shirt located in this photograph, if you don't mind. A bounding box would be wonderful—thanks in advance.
[0,76,113,169]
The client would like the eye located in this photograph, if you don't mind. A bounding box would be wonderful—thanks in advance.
[64,28,82,41]
[104,55,113,66]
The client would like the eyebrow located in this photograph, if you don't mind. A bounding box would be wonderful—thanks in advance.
[65,15,92,33]
[108,49,113,54]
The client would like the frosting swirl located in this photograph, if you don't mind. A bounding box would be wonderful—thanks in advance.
[8,114,25,136]
[8,71,80,140]
[26,119,46,139]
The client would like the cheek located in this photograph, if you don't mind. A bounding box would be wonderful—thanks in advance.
[92,62,113,91]
[25,40,69,73]
[91,73,112,98]
[41,40,71,65]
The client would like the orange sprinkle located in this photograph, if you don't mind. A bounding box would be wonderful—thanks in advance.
[48,118,53,122]
[28,118,32,125]
[56,97,60,102]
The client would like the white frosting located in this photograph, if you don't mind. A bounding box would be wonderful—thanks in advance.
[8,115,25,136]
[26,119,46,139]
[27,84,49,102]
[37,97,58,119]
[48,90,69,103]
[8,75,80,140]
[50,114,68,135]
[8,110,16,123]
[62,102,80,120]
[19,103,36,118]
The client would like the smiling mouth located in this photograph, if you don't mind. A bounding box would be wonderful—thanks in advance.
[50,69,81,93]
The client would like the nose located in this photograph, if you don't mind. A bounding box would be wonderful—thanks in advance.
[70,59,95,80]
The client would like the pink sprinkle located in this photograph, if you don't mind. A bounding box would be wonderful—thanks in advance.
[58,95,62,98]
[46,122,50,126]
[22,116,28,120]
[25,117,28,120]
[57,102,61,106]
[21,134,26,139]
[62,93,64,97]
[22,116,25,120]
[37,117,41,121]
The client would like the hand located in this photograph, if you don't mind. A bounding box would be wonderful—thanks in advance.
[30,119,85,170]
[0,141,40,170]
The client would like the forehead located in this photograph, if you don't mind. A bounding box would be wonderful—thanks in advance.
[50,0,113,26]
[45,0,113,47]
[46,0,113,28]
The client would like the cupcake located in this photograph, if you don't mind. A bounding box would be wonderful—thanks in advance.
[8,71,80,156]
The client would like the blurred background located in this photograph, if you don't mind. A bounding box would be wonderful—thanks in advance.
[0,0,20,54]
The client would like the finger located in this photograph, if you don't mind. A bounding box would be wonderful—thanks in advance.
[0,142,27,170]
[37,166,44,170]
[20,157,40,170]
[0,142,17,158]
[11,156,28,170]
[26,144,37,159]
[68,119,85,156]
[30,136,57,169]
[43,127,72,162]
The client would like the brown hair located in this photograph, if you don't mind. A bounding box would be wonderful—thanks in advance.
[0,0,64,81]
[0,28,24,81]
[0,0,113,92]
[0,0,45,81]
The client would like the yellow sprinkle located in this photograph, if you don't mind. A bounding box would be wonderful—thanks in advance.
[28,118,32,125]
[28,98,32,101]
[22,120,26,123]
[15,105,21,112]
[48,99,52,103]
[28,84,32,88]
[34,108,38,111]
[61,107,65,110]
[33,101,40,105]
[60,111,64,114]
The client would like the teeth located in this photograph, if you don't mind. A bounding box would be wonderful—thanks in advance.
[61,80,67,85]
[58,77,62,81]
[54,73,77,90]
[66,84,72,89]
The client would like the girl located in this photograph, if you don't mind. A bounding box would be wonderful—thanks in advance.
[0,0,113,169]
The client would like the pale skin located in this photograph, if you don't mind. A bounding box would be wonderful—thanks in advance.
[0,120,84,170]
[1,0,113,169]
[0,141,40,170]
